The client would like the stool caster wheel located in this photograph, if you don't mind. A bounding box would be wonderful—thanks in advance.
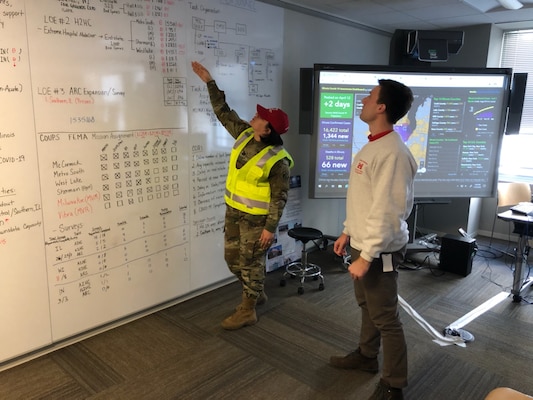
[297,286,304,295]
[319,283,325,291]
[280,279,286,287]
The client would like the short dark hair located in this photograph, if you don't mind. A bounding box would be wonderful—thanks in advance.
[377,79,414,124]
[261,124,284,146]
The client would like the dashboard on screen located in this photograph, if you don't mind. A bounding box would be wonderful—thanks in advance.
[309,64,512,199]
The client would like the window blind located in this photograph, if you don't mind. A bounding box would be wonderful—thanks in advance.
[500,30,533,134]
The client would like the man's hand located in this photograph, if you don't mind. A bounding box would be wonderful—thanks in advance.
[348,257,371,280]
[333,233,349,257]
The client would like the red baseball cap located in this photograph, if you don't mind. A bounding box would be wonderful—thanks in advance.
[257,104,289,134]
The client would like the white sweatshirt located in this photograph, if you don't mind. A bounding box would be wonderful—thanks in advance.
[343,131,417,262]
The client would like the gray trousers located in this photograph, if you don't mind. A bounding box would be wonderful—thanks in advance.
[351,247,408,389]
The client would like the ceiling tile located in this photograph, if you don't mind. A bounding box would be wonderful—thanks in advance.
[278,0,533,32]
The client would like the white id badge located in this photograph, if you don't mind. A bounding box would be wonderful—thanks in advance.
[382,253,393,272]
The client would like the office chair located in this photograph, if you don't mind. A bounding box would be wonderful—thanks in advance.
[496,182,531,209]
[280,227,325,294]
[489,182,532,254]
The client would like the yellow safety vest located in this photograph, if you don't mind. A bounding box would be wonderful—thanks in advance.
[225,129,294,215]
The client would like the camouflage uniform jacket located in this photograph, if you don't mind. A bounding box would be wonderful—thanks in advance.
[206,80,291,233]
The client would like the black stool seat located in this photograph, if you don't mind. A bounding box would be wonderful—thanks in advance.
[281,227,325,295]
[288,227,323,243]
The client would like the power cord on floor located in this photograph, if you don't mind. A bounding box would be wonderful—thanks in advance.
[402,250,446,276]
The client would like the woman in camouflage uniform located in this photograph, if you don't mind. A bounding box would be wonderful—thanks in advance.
[192,61,294,330]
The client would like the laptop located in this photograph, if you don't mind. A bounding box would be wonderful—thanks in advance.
[510,202,533,216]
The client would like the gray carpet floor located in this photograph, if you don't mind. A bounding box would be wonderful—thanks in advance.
[0,236,532,400]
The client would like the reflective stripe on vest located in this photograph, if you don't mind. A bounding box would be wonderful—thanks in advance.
[233,130,252,148]
[224,189,270,210]
[225,129,293,215]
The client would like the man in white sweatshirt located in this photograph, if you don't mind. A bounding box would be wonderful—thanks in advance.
[330,79,417,400]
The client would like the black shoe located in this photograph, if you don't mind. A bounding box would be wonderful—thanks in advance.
[368,379,404,400]
[329,348,379,373]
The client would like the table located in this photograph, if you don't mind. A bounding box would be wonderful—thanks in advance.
[497,210,533,302]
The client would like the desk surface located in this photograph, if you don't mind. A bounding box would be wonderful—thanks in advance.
[498,209,533,223]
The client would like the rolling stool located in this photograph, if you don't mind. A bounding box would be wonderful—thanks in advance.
[280,227,325,294]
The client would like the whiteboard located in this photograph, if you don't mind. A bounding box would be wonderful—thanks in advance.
[0,0,283,363]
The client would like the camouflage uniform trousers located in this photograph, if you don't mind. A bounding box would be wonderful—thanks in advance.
[224,205,268,300]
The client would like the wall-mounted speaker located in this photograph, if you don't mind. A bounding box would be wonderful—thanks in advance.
[299,67,314,134]
[505,72,528,135]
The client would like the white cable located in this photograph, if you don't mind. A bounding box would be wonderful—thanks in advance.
[398,295,466,347]
[498,0,523,10]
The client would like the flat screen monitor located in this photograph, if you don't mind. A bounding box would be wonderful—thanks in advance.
[309,64,513,199]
